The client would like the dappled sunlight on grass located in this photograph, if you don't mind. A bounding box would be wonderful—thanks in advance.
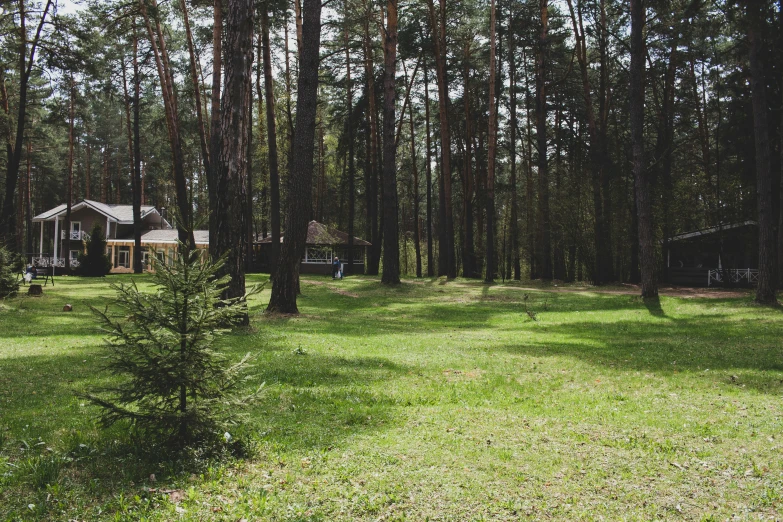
[1,273,783,520]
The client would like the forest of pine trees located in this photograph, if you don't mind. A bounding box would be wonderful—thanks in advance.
[1,0,782,306]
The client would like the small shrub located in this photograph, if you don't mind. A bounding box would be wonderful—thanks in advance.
[77,223,112,277]
[85,245,261,449]
[0,246,20,298]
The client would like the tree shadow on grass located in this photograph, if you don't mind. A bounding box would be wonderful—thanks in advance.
[642,297,666,317]
[494,312,783,394]
[260,291,680,339]
[0,342,408,520]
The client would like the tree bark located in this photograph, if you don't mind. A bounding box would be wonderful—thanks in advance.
[261,8,281,275]
[208,0,223,253]
[778,0,783,289]
[748,1,777,303]
[64,76,75,272]
[630,0,657,298]
[138,0,194,250]
[363,5,381,275]
[427,0,456,278]
[1,0,53,248]
[213,0,254,320]
[267,0,322,313]
[132,27,143,273]
[345,26,357,275]
[424,63,434,277]
[462,45,476,278]
[407,63,422,278]
[485,0,498,283]
[535,0,552,280]
[523,50,536,279]
[381,0,400,284]
[508,12,520,281]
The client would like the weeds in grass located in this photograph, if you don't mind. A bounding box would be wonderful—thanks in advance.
[0,275,780,520]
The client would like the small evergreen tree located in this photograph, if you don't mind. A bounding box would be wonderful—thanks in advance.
[86,246,260,447]
[77,223,112,277]
[0,247,21,298]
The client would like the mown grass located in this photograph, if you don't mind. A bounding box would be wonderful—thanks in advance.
[1,274,782,521]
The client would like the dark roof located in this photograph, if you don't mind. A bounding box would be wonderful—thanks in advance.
[255,221,371,247]
[664,221,757,243]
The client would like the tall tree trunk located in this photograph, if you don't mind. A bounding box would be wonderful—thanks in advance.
[523,50,536,278]
[485,0,498,283]
[381,0,400,284]
[424,63,435,277]
[132,27,143,274]
[101,147,109,203]
[566,0,609,283]
[138,0,194,249]
[462,47,476,278]
[64,76,75,272]
[181,0,210,181]
[267,0,322,313]
[748,1,776,303]
[246,77,254,272]
[1,0,53,248]
[208,0,223,252]
[630,0,657,298]
[363,7,381,275]
[85,141,91,200]
[261,8,281,275]
[25,139,33,254]
[778,0,783,288]
[427,0,456,278]
[535,0,552,280]
[345,27,357,275]
[408,65,422,278]
[122,44,142,274]
[214,0,254,321]
[508,14,520,280]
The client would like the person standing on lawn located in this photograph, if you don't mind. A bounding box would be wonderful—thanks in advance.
[332,256,340,279]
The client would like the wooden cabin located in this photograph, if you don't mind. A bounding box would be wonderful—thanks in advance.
[32,200,208,273]
[254,221,371,275]
[664,221,758,287]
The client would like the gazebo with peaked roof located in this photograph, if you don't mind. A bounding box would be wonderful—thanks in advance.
[253,221,371,275]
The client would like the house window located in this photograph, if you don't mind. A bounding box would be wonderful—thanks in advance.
[116,247,130,268]
[69,250,80,263]
[70,221,81,240]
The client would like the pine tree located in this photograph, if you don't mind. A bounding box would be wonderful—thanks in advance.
[0,247,21,298]
[77,223,112,277]
[86,247,260,447]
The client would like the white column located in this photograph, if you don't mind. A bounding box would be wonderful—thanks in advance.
[39,222,44,254]
[53,217,60,261]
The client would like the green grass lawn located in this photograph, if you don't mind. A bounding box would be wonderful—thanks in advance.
[1,274,782,521]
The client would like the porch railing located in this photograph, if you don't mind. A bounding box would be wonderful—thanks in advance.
[707,268,758,287]
[31,257,80,268]
[61,230,89,241]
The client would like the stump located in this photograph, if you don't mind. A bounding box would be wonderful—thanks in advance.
[63,304,72,312]
[28,284,43,296]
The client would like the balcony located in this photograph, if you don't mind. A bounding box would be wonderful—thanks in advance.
[61,230,89,241]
